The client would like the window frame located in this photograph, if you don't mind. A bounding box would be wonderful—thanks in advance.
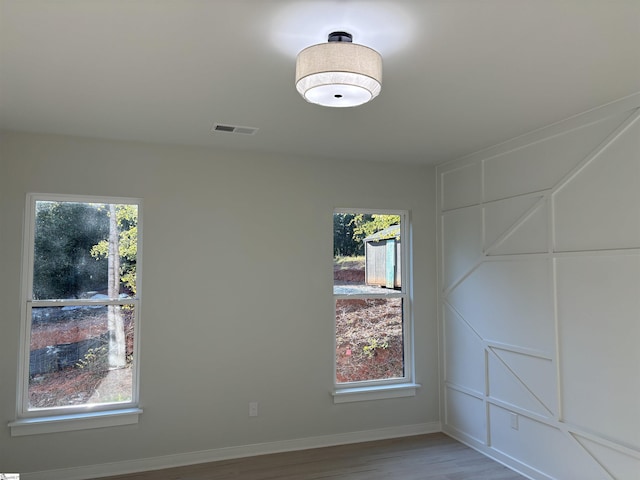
[332,208,419,403]
[10,193,143,435]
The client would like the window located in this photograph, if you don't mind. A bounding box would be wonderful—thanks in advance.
[10,194,142,435]
[332,209,418,402]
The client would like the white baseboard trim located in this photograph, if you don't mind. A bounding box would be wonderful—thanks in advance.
[442,425,550,480]
[24,422,441,480]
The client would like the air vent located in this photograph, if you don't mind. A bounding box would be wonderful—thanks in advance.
[212,123,259,135]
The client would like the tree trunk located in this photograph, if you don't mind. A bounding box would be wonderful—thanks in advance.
[107,204,126,369]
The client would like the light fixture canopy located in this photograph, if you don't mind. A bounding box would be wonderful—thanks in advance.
[295,32,382,108]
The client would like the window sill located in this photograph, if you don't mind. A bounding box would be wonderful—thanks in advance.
[332,383,421,404]
[8,407,142,436]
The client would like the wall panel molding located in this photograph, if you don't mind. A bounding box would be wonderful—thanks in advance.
[551,108,640,199]
[437,94,640,479]
[437,93,640,170]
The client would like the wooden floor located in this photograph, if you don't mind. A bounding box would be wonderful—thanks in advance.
[98,433,525,480]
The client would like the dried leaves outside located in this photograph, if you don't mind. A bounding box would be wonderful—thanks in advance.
[29,257,400,406]
[334,257,404,383]
[29,310,134,409]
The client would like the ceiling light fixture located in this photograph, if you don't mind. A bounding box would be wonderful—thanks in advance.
[295,32,382,108]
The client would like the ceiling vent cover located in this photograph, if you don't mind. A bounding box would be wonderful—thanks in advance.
[212,123,259,135]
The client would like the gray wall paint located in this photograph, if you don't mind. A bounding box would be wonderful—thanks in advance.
[0,133,437,473]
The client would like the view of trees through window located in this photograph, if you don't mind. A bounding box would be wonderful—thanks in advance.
[26,199,138,411]
[333,211,407,384]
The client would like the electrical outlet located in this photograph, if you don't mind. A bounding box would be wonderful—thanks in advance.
[510,412,519,430]
[249,402,258,417]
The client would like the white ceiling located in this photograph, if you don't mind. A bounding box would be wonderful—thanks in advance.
[1,0,639,165]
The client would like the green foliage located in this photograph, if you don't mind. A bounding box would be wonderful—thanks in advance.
[76,346,108,371]
[351,214,400,244]
[33,201,138,300]
[33,202,109,299]
[333,212,400,257]
[89,204,138,294]
[76,345,133,371]
[333,213,360,256]
[362,338,389,358]
[333,255,365,269]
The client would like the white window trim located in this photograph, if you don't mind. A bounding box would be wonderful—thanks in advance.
[332,383,421,403]
[8,408,143,437]
[10,193,143,435]
[332,208,417,403]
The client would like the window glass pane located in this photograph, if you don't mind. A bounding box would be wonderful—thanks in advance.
[335,298,404,383]
[333,212,402,295]
[29,305,135,409]
[33,201,138,300]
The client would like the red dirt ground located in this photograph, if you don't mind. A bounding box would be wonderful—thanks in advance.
[335,297,404,383]
[29,264,402,406]
[29,314,134,408]
[333,264,404,383]
[31,316,108,349]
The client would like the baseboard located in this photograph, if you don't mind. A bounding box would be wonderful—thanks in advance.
[23,422,441,480]
[442,425,550,480]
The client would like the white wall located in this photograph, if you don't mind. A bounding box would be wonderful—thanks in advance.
[437,94,640,479]
[0,133,438,476]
